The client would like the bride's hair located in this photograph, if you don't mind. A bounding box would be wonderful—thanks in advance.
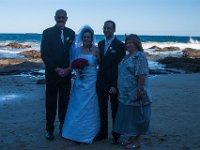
[76,25,95,48]
[82,29,94,50]
[81,29,94,42]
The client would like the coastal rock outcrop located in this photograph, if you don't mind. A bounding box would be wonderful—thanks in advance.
[158,57,200,72]
[149,45,180,51]
[0,58,27,67]
[149,46,162,51]
[0,61,44,75]
[5,42,31,49]
[18,50,41,59]
[182,48,200,58]
[160,46,180,51]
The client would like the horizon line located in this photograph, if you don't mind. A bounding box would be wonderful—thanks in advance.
[0,32,200,37]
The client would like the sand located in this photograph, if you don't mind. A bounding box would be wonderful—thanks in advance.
[0,73,200,150]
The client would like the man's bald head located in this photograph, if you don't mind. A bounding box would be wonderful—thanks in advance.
[54,9,68,29]
[55,9,67,17]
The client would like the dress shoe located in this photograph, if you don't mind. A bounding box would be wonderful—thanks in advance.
[46,131,54,140]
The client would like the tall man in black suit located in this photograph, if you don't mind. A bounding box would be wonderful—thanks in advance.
[41,9,75,140]
[96,20,125,143]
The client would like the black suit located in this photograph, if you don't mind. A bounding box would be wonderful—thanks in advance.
[97,37,125,138]
[41,25,75,132]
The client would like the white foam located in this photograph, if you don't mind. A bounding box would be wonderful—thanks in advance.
[148,60,165,70]
[189,37,200,44]
[144,49,183,58]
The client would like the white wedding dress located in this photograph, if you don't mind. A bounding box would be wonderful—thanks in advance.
[62,53,100,144]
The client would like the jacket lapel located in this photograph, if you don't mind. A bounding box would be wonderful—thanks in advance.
[100,40,105,59]
[104,37,117,56]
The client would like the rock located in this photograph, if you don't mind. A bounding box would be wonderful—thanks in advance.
[158,57,200,72]
[161,46,180,51]
[0,62,44,75]
[148,45,162,51]
[183,48,200,58]
[149,45,180,52]
[5,42,31,49]
[0,58,42,67]
[0,58,27,67]
[19,50,41,59]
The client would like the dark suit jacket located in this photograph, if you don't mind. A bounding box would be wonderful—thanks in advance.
[97,37,125,91]
[41,25,75,73]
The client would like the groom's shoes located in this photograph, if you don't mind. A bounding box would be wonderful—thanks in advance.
[46,131,54,140]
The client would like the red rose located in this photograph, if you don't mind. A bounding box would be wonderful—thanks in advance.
[71,58,88,69]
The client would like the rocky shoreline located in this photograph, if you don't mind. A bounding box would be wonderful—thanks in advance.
[1,42,200,76]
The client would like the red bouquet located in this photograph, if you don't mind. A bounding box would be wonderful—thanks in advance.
[71,58,88,69]
[71,58,88,78]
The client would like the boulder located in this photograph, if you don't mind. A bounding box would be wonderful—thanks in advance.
[0,62,44,75]
[148,46,162,51]
[183,48,200,58]
[161,46,180,51]
[0,58,26,67]
[158,57,200,72]
[19,50,41,59]
[6,42,31,49]
[149,45,180,52]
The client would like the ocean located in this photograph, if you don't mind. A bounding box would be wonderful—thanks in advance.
[0,34,200,70]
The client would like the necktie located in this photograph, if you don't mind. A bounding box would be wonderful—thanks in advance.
[104,41,110,55]
[61,30,64,44]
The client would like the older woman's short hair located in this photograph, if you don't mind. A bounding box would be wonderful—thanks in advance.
[125,34,143,51]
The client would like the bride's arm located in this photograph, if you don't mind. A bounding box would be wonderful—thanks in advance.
[95,46,101,63]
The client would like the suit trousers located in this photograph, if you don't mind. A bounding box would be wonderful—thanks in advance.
[45,72,71,132]
[97,84,120,139]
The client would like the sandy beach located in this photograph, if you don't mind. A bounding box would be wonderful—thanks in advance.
[0,73,200,150]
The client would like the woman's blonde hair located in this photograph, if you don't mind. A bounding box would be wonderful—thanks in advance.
[125,34,143,51]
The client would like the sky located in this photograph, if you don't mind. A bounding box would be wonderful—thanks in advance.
[0,0,199,36]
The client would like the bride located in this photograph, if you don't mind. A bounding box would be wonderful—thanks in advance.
[62,25,100,144]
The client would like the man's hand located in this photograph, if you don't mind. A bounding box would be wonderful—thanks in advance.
[61,67,71,77]
[55,67,63,76]
[55,67,71,77]
[109,87,117,95]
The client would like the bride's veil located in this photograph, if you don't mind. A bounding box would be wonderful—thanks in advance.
[76,25,96,48]
[70,25,96,63]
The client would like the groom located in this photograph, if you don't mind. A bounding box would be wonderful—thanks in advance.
[96,20,125,143]
[41,9,75,140]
